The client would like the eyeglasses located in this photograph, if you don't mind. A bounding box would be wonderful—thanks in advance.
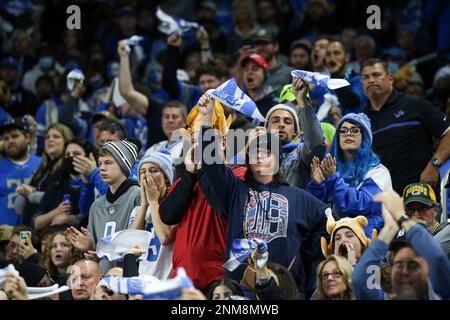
[338,127,361,136]
[392,261,421,272]
[248,149,271,160]
[405,206,432,215]
[321,271,343,281]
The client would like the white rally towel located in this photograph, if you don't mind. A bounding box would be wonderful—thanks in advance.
[223,238,268,272]
[291,70,350,90]
[156,7,200,35]
[316,93,339,121]
[0,264,69,299]
[67,68,84,91]
[100,267,193,300]
[0,264,19,289]
[208,78,265,122]
[96,229,152,262]
[28,284,70,300]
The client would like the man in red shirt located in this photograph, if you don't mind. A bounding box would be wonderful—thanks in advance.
[158,102,246,292]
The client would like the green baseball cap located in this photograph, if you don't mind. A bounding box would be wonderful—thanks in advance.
[402,183,437,207]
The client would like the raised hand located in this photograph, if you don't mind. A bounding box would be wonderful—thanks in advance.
[167,32,182,47]
[84,250,100,262]
[196,27,209,46]
[292,77,310,108]
[73,153,97,180]
[127,245,145,257]
[310,156,326,184]
[144,174,161,203]
[345,242,357,266]
[197,93,214,117]
[25,115,37,139]
[320,154,337,178]
[4,273,28,300]
[373,191,405,224]
[65,226,94,252]
[185,143,199,173]
[117,40,128,58]
[140,173,149,207]
[18,235,37,260]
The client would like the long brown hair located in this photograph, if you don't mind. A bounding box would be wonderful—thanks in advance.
[31,123,73,188]
[40,231,82,278]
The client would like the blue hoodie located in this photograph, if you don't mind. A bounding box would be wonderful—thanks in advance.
[306,164,392,237]
[200,126,329,291]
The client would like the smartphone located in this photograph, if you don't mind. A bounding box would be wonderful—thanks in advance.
[19,231,32,246]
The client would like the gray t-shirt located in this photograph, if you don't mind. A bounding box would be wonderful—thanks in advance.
[88,185,141,272]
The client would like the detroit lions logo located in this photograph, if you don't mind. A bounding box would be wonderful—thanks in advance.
[245,190,289,243]
[394,110,405,119]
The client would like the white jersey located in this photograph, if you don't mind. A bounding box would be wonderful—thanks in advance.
[128,206,173,280]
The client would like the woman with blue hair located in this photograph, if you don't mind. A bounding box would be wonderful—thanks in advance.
[306,113,392,237]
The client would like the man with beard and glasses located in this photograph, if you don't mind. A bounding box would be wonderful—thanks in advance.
[0,117,41,226]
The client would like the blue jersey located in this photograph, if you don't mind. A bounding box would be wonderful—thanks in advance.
[0,155,41,226]
[122,117,148,150]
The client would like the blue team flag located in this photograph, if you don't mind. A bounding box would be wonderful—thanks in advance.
[208,78,265,122]
[156,7,200,35]
[291,69,350,90]
[223,238,268,272]
[99,268,193,300]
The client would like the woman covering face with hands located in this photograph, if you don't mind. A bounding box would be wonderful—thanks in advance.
[306,113,392,236]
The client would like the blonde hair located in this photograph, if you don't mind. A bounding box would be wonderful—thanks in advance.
[315,255,355,300]
[31,123,73,188]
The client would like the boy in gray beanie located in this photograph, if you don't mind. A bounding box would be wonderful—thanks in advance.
[67,140,141,273]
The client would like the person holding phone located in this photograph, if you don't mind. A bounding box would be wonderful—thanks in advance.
[2,225,36,265]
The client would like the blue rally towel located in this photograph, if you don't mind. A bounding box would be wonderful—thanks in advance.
[156,7,200,35]
[291,69,350,90]
[99,268,193,300]
[208,78,265,122]
[223,238,268,272]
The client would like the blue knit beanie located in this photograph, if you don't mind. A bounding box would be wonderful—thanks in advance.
[337,113,373,143]
[138,150,174,184]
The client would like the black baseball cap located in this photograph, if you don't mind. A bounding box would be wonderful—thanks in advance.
[0,117,30,135]
[389,221,429,253]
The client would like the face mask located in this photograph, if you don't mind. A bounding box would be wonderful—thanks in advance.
[39,56,54,71]
[61,156,77,176]
[388,61,399,74]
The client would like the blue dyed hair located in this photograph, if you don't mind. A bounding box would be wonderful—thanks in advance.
[329,119,380,184]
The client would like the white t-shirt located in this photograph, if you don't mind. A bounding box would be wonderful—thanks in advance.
[128,206,173,280]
